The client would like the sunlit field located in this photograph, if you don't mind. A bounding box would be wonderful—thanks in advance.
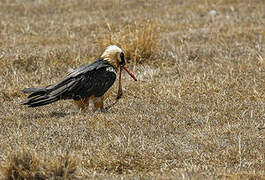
[0,0,264,179]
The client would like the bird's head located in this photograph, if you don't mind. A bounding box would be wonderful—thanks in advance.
[101,45,125,69]
[101,45,137,81]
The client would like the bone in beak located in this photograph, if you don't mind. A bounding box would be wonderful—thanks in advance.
[117,67,123,99]
[117,65,137,100]
[105,65,136,110]
[122,66,137,81]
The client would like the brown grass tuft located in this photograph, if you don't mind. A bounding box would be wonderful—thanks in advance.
[44,154,79,180]
[1,149,79,180]
[1,148,45,180]
[98,20,159,64]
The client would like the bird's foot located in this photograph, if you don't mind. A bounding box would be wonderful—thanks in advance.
[92,107,107,113]
[101,108,107,113]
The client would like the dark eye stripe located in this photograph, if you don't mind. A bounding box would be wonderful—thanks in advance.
[120,52,125,65]
[120,52,124,58]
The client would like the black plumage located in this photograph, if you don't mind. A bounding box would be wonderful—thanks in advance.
[21,59,116,107]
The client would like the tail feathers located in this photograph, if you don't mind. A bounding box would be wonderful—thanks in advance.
[21,86,60,107]
[21,95,60,107]
[22,87,43,93]
[22,87,48,98]
[21,79,74,108]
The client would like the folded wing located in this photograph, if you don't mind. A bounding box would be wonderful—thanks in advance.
[21,59,116,107]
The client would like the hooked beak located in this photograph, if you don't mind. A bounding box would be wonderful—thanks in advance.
[121,65,137,81]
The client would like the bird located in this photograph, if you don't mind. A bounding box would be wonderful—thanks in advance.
[21,45,137,112]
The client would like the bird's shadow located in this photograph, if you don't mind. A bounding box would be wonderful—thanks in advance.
[21,108,114,119]
[22,110,79,119]
[49,111,72,118]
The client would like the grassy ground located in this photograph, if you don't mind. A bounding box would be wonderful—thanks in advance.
[0,0,264,179]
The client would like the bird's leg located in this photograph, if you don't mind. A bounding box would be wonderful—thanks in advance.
[74,98,90,110]
[92,97,105,112]
[99,98,105,112]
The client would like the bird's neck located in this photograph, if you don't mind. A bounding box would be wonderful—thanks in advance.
[103,57,119,70]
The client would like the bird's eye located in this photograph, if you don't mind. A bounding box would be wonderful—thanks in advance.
[120,52,125,65]
[120,52,124,58]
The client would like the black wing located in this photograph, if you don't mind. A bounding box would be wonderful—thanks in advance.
[21,59,116,107]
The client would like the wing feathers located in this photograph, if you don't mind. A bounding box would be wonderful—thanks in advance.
[21,59,116,108]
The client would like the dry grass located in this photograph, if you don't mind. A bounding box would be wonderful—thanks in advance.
[0,0,265,179]
[2,148,43,180]
[1,148,79,179]
[98,20,159,64]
